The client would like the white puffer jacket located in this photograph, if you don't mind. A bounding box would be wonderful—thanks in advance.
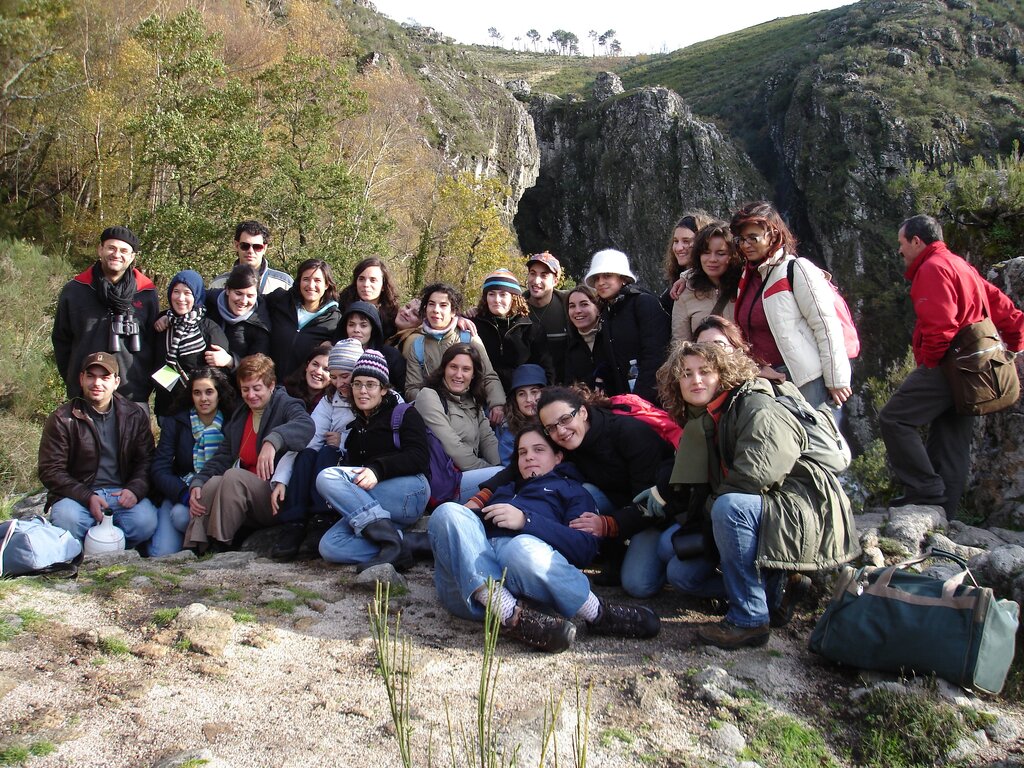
[750,250,851,389]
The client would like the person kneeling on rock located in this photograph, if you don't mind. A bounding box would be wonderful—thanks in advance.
[428,424,661,653]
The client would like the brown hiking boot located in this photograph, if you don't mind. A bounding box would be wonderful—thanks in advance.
[697,619,770,650]
[588,600,661,639]
[503,605,576,653]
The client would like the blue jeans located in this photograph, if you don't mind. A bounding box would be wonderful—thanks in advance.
[50,488,158,549]
[620,527,667,598]
[582,484,614,514]
[316,467,429,564]
[428,502,591,622]
[458,466,503,504]
[711,492,771,628]
[149,500,191,557]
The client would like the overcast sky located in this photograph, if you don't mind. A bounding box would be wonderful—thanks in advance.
[371,0,856,56]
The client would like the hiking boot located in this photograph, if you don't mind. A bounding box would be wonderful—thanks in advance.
[357,519,412,573]
[770,574,812,628]
[503,605,576,653]
[270,523,306,561]
[400,530,434,561]
[588,600,661,639]
[697,619,770,650]
[890,493,945,508]
[296,513,337,560]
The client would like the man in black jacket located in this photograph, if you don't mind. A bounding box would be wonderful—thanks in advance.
[52,226,159,407]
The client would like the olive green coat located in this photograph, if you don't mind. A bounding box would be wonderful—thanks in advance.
[708,378,859,571]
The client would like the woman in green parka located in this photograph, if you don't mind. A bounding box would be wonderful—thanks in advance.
[653,341,858,650]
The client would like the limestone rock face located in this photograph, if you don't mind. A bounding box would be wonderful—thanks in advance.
[592,71,624,100]
[516,86,768,287]
[969,257,1024,527]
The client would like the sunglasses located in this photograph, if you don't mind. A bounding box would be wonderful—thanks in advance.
[237,241,266,252]
[542,407,580,436]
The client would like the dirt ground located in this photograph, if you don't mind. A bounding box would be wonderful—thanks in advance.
[1,549,1022,768]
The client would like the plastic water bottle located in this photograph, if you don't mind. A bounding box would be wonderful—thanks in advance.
[627,359,639,392]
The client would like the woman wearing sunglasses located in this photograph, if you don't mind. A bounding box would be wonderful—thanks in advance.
[534,386,673,594]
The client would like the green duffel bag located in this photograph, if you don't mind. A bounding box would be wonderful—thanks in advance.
[808,549,1019,694]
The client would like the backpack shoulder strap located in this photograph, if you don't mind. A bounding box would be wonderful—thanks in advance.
[413,336,426,375]
[459,329,472,343]
[391,402,413,449]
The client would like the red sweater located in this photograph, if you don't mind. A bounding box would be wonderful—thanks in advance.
[906,241,1024,367]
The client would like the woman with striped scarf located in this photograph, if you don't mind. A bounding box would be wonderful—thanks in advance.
[153,270,232,419]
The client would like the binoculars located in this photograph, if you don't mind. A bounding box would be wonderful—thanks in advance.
[109,313,141,354]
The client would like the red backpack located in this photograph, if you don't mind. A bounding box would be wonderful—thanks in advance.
[608,394,682,449]
[787,259,860,359]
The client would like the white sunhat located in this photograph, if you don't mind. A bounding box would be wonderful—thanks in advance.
[584,248,637,287]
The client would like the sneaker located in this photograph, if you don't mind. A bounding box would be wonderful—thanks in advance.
[503,605,576,653]
[270,523,306,561]
[588,601,661,639]
[697,619,770,650]
[770,574,812,628]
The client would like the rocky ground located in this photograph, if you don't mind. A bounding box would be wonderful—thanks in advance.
[2,497,1024,768]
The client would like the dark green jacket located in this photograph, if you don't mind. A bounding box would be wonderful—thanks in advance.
[710,378,859,571]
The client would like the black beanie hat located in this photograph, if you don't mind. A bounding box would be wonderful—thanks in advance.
[100,226,140,253]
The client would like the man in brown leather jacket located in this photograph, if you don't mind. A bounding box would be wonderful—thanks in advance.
[39,352,158,549]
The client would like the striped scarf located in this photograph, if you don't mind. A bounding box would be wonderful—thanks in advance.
[166,307,207,372]
[188,409,225,483]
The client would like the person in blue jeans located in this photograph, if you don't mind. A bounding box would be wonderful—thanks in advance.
[316,350,430,571]
[41,352,158,550]
[429,425,660,653]
[148,367,236,557]
[648,341,858,649]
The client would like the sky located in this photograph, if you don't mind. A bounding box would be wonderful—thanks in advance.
[370,0,856,56]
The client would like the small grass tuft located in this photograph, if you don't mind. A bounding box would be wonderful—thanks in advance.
[28,742,55,757]
[856,687,969,767]
[265,598,296,614]
[599,727,636,747]
[98,637,131,656]
[15,609,46,631]
[174,637,193,652]
[0,745,30,765]
[286,585,322,601]
[232,610,257,623]
[151,608,180,627]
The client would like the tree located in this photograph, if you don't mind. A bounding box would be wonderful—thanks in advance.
[588,30,598,56]
[487,27,502,45]
[610,38,622,56]
[526,29,541,51]
[598,29,616,55]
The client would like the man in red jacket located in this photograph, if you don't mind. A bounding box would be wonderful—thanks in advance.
[880,214,1024,514]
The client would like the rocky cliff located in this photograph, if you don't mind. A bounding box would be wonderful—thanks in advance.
[514,83,768,286]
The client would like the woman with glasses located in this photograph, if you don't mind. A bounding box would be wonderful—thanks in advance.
[316,350,431,571]
[731,201,852,409]
[266,258,341,384]
[535,386,674,593]
[415,343,503,502]
[671,222,741,343]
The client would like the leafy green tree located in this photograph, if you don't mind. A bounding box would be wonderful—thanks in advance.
[256,48,391,274]
[127,10,262,280]
[526,29,541,51]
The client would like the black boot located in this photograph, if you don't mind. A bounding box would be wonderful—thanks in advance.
[270,523,306,561]
[357,519,410,573]
[401,530,434,561]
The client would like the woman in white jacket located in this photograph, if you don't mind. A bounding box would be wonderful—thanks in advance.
[730,201,852,409]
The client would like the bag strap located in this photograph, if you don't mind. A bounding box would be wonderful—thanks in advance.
[390,402,413,449]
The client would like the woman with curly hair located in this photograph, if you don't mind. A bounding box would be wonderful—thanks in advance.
[338,257,401,341]
[650,341,858,649]
[671,221,741,342]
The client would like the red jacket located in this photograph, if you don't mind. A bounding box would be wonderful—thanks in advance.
[906,241,1024,367]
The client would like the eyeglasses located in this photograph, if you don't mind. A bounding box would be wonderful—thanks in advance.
[352,380,381,391]
[237,241,266,252]
[733,234,766,246]
[542,407,579,436]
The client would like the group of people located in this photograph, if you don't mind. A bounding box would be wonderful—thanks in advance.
[38,205,1024,654]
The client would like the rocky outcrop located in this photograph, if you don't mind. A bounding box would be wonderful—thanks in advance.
[515,86,768,286]
[969,257,1024,527]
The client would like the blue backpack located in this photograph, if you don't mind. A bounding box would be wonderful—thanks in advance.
[390,402,463,508]
[1,516,83,577]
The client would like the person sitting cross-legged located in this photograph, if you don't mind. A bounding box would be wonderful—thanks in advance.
[428,424,661,653]
[42,352,158,550]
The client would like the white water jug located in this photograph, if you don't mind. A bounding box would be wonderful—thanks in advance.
[83,511,125,557]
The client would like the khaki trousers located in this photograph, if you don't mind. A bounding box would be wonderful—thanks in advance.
[183,468,276,549]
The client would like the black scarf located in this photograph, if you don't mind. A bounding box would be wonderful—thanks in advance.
[91,262,138,314]
[165,308,207,371]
